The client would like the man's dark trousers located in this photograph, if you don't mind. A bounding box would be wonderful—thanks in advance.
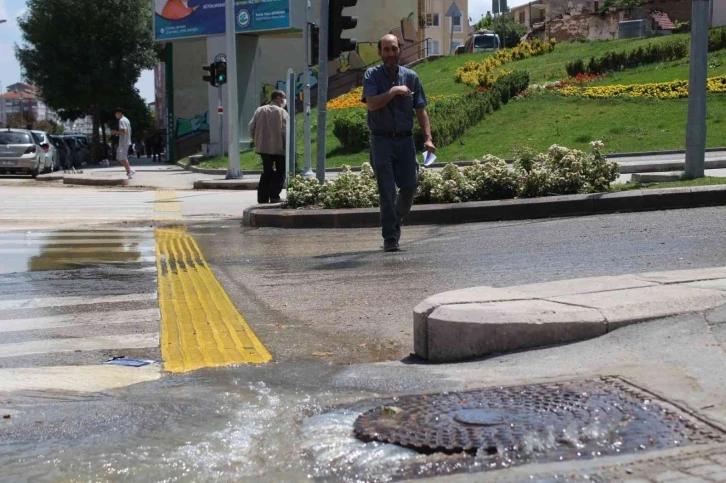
[258,153,286,203]
[371,135,418,243]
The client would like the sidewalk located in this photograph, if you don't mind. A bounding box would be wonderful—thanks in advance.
[414,267,726,362]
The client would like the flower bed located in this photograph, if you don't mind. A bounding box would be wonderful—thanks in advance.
[328,86,446,111]
[557,75,726,99]
[332,70,530,152]
[455,40,555,88]
[284,142,619,209]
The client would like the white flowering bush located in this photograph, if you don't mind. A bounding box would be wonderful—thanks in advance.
[464,155,518,200]
[321,164,379,209]
[285,175,325,208]
[284,144,619,209]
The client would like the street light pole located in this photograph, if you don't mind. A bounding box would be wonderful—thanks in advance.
[301,0,315,178]
[316,0,329,184]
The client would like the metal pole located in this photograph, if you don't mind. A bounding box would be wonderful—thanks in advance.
[286,68,296,183]
[684,0,710,179]
[225,0,242,179]
[218,86,224,156]
[450,16,454,54]
[302,0,314,178]
[316,0,329,184]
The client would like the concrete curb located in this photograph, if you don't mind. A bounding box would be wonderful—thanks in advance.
[193,178,259,190]
[63,175,129,187]
[632,172,684,183]
[413,267,726,362]
[618,157,726,174]
[243,185,726,229]
[36,172,65,182]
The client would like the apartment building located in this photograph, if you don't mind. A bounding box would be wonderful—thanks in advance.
[0,82,57,126]
[421,0,470,55]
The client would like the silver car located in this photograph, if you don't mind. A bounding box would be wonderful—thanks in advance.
[31,130,59,173]
[0,129,45,178]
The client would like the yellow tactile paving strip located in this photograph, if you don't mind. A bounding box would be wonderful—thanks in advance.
[153,191,271,373]
[153,189,183,221]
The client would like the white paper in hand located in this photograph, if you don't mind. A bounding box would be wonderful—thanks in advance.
[422,151,437,167]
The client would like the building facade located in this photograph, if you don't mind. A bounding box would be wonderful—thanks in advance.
[713,0,726,27]
[421,0,470,55]
[0,82,57,127]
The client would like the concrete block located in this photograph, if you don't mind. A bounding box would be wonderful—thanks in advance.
[632,172,683,183]
[548,285,726,330]
[63,176,128,187]
[637,267,726,284]
[641,187,692,211]
[592,190,644,214]
[514,274,658,298]
[193,179,258,190]
[407,203,453,225]
[413,286,531,359]
[333,208,381,228]
[684,278,726,292]
[690,185,726,207]
[423,300,606,362]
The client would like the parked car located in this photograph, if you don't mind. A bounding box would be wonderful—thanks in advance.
[49,135,72,170]
[0,128,45,178]
[462,30,501,54]
[62,135,88,167]
[31,130,59,173]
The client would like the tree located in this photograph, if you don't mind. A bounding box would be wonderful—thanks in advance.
[473,12,528,48]
[15,0,158,163]
[5,112,37,129]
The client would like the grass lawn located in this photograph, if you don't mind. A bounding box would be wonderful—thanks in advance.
[187,32,725,170]
[615,176,726,191]
[436,94,726,161]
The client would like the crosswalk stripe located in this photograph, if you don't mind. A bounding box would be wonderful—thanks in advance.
[0,292,157,311]
[0,239,155,246]
[0,333,159,358]
[0,365,161,393]
[0,246,156,255]
[0,308,160,333]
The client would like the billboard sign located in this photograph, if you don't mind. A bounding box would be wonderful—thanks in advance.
[154,0,291,41]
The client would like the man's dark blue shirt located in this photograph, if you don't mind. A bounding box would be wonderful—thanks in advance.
[361,64,428,133]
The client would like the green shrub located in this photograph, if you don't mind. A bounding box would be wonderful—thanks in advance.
[286,175,325,208]
[565,38,689,76]
[321,164,379,208]
[332,71,530,153]
[331,110,369,152]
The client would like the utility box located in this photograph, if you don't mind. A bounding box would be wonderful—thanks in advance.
[619,19,648,39]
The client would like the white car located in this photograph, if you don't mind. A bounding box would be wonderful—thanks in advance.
[31,130,59,173]
[0,129,45,178]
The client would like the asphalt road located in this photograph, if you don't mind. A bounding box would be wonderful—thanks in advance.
[192,205,726,363]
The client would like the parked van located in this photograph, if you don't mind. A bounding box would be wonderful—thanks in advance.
[461,29,501,54]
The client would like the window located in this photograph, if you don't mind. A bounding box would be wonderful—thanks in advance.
[451,41,462,54]
[519,11,526,24]
[427,39,441,55]
[0,132,32,144]
[453,15,462,32]
[425,13,440,27]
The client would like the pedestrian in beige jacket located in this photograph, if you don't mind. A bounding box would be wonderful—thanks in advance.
[249,90,288,204]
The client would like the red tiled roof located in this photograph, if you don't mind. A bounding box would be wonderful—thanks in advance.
[0,92,37,101]
[651,11,675,30]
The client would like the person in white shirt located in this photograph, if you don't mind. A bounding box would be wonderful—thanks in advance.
[111,107,136,179]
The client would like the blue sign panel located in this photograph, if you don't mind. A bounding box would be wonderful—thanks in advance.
[154,0,291,41]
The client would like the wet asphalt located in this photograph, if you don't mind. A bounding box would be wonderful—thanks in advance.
[2,206,726,482]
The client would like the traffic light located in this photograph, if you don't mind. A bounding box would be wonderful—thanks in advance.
[328,0,358,61]
[202,63,217,87]
[215,60,227,86]
[310,24,320,66]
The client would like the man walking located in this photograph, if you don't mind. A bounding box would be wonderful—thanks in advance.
[249,90,288,204]
[111,107,136,179]
[362,34,436,252]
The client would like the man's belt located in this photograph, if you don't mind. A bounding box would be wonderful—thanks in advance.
[371,130,413,139]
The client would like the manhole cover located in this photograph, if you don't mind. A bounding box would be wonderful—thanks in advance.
[354,378,724,460]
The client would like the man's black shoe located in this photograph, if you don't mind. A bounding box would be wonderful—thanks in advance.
[383,240,400,252]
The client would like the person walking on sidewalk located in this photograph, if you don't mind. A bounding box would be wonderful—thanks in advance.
[249,90,288,204]
[361,34,436,252]
[152,132,163,163]
[111,107,136,179]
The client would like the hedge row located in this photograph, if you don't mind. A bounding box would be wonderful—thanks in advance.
[332,71,530,152]
[565,27,726,77]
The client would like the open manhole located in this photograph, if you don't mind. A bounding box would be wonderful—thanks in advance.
[353,377,724,466]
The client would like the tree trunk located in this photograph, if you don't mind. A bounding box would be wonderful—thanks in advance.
[92,103,102,164]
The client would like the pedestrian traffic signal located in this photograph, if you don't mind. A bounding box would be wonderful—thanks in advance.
[202,63,217,87]
[215,60,227,86]
[328,0,358,61]
[310,24,320,66]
